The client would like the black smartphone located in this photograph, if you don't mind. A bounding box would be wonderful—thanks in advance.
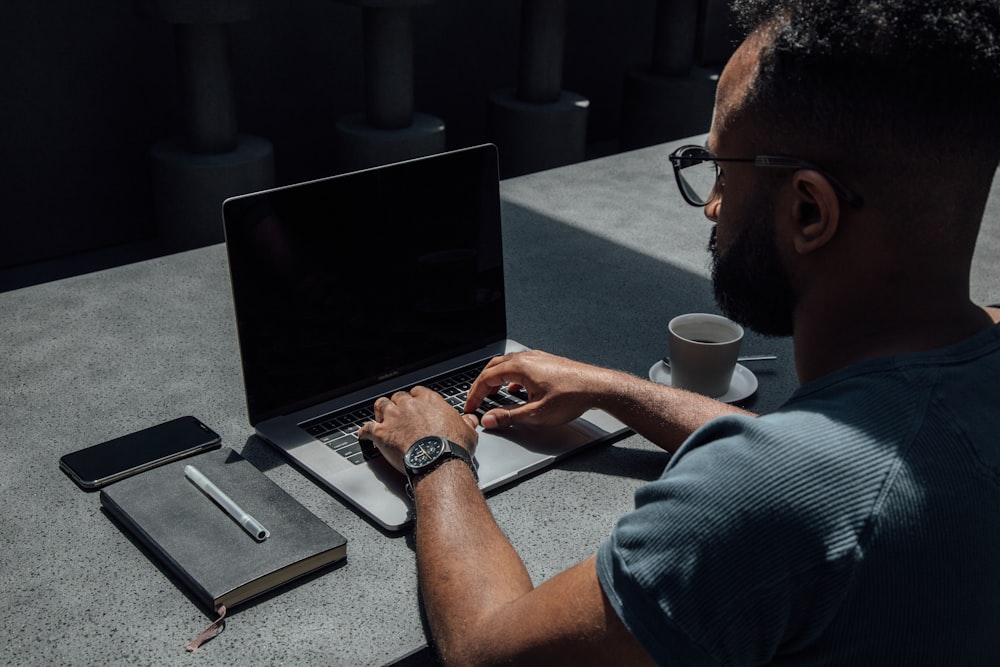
[59,416,222,490]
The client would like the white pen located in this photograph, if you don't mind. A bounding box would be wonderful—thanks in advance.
[184,465,270,541]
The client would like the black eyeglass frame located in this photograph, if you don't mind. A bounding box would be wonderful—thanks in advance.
[668,145,865,209]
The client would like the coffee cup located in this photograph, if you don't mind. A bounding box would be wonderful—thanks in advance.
[667,313,744,397]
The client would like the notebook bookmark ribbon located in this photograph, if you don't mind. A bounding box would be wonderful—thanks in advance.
[184,604,227,652]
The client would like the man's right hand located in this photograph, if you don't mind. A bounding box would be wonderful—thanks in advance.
[464,350,608,430]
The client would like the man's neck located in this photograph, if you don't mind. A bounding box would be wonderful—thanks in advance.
[791,295,997,385]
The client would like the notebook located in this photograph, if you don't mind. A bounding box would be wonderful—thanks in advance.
[100,447,347,613]
[222,144,628,530]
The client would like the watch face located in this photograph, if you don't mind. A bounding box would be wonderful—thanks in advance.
[406,437,445,470]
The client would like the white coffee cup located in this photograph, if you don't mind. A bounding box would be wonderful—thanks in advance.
[667,313,744,397]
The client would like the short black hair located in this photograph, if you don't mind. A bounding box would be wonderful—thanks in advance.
[729,0,1000,172]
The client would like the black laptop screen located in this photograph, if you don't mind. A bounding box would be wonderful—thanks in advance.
[223,145,506,425]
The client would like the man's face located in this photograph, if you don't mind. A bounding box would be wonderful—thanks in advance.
[709,190,797,337]
[707,28,797,338]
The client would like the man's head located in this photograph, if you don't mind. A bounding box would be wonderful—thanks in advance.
[730,0,1000,176]
[707,0,1000,336]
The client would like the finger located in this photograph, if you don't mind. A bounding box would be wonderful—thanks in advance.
[481,406,530,430]
[480,410,502,430]
[466,363,517,413]
[482,353,514,370]
[373,396,391,421]
[409,385,436,398]
[462,413,480,430]
[357,420,380,444]
[411,386,456,412]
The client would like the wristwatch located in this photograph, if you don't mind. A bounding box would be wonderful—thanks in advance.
[403,436,477,497]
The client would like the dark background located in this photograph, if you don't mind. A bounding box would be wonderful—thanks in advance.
[0,0,736,283]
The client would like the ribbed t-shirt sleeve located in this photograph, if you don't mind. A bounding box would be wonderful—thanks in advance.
[597,535,720,666]
[596,413,886,665]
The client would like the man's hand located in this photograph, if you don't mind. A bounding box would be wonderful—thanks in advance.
[358,386,479,474]
[464,351,608,430]
[466,349,755,454]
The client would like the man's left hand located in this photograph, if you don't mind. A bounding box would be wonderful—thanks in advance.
[357,386,480,474]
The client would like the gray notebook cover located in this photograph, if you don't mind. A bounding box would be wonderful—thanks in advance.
[101,447,347,611]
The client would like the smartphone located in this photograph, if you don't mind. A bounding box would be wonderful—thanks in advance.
[59,416,222,490]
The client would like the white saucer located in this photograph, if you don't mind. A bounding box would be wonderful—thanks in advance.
[647,361,759,403]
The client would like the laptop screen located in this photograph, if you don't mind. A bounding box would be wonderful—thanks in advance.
[223,145,506,425]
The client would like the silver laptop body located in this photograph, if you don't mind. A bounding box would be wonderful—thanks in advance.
[223,145,627,530]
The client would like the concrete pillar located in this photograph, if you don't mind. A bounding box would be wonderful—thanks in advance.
[619,0,719,151]
[489,0,589,178]
[334,0,446,172]
[135,0,275,251]
[173,22,239,153]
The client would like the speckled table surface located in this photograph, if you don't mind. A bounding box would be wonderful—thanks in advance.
[2,139,997,666]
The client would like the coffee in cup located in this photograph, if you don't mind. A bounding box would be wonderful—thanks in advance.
[667,313,744,397]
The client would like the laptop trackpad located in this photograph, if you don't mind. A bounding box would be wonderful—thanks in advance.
[474,415,608,489]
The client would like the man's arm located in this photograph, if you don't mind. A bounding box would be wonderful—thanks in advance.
[412,460,654,666]
[358,388,655,666]
[465,350,753,454]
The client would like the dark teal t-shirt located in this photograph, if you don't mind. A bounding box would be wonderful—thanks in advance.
[597,324,1000,665]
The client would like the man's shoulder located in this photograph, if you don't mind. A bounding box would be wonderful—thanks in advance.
[800,321,1000,392]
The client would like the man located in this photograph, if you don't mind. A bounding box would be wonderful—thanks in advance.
[358,0,1000,663]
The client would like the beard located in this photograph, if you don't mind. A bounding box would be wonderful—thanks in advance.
[709,203,797,338]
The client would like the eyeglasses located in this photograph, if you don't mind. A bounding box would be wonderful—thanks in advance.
[668,144,864,208]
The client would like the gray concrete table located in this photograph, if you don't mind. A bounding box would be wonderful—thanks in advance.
[3,138,998,666]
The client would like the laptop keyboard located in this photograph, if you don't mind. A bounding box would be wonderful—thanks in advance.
[301,405,377,465]
[299,362,527,465]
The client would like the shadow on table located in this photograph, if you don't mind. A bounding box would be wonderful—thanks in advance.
[498,202,794,399]
[240,433,289,472]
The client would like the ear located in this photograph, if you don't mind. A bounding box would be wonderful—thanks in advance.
[789,170,841,255]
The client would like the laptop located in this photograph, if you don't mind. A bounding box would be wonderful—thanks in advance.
[222,144,628,530]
